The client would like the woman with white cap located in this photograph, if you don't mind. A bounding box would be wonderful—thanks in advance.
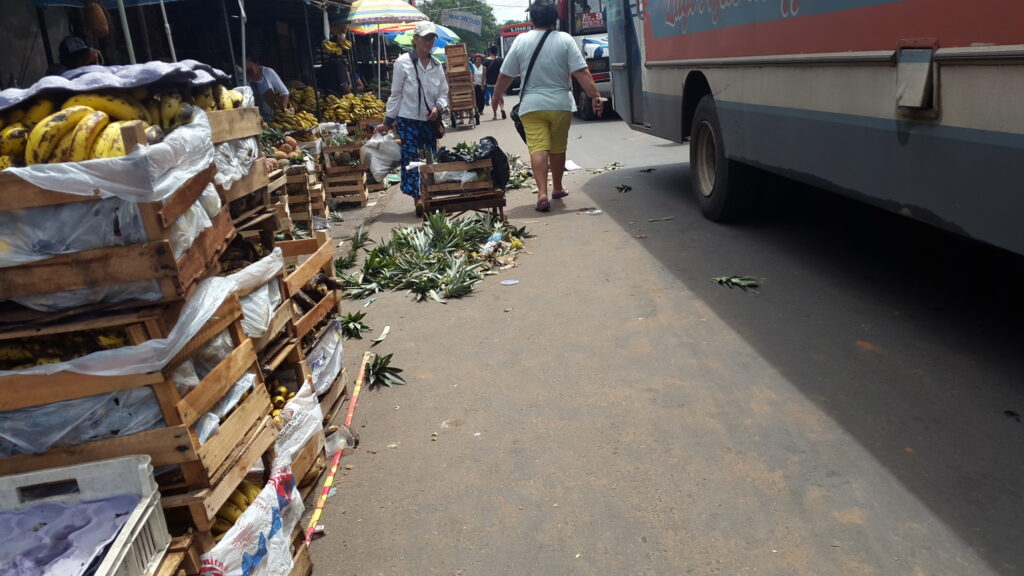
[376,21,450,215]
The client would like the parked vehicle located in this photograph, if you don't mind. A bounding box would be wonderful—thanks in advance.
[556,0,613,119]
[607,0,1024,257]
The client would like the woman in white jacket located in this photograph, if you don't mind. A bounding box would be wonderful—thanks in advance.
[376,21,449,215]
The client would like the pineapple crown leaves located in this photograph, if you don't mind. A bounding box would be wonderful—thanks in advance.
[340,311,371,339]
[366,353,406,389]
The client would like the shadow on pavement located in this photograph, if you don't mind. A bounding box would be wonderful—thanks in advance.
[583,163,1024,575]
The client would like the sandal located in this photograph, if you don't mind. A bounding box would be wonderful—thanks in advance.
[552,189,569,199]
[535,200,551,212]
[501,110,507,119]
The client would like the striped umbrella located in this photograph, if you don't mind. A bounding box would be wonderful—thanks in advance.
[344,0,429,96]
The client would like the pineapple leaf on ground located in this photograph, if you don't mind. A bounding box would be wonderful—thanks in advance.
[366,353,406,389]
[340,311,371,339]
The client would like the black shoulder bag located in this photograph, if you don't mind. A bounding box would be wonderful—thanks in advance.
[413,58,445,140]
[511,30,553,143]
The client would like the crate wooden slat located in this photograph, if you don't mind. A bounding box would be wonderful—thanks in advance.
[207,107,263,145]
[293,428,327,499]
[289,543,313,576]
[420,158,503,218]
[219,161,270,204]
[322,142,365,175]
[317,366,348,427]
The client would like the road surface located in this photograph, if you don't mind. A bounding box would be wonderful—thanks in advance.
[310,109,1024,576]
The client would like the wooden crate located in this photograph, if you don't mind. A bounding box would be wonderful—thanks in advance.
[322,143,365,175]
[293,427,327,499]
[206,107,263,145]
[317,366,349,427]
[0,162,233,312]
[324,172,368,207]
[0,301,179,351]
[153,535,203,576]
[419,159,504,218]
[0,295,274,490]
[277,231,342,341]
[289,539,313,576]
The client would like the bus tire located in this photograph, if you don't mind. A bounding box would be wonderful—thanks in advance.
[577,90,597,121]
[689,95,752,221]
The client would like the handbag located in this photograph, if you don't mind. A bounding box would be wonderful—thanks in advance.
[511,30,554,143]
[414,59,446,140]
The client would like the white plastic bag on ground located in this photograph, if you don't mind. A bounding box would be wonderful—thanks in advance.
[199,467,302,576]
[362,132,402,183]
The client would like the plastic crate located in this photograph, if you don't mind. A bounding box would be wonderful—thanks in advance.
[0,455,171,576]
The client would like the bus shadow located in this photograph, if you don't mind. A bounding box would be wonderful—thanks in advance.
[584,163,1024,575]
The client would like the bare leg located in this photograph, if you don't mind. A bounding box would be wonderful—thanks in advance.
[531,150,550,203]
[550,152,567,195]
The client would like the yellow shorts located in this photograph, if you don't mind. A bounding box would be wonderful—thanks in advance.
[521,110,572,154]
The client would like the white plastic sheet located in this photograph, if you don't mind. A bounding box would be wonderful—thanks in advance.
[227,249,285,339]
[273,379,324,469]
[307,320,343,395]
[214,137,260,191]
[362,132,402,183]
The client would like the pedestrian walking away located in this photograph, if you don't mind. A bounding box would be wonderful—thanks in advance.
[472,54,486,114]
[493,0,603,212]
[484,45,506,120]
[376,21,450,216]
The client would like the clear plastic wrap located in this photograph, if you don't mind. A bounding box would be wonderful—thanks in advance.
[12,280,163,313]
[169,199,213,259]
[192,331,233,380]
[307,320,344,395]
[195,413,220,445]
[211,373,256,420]
[171,360,201,396]
[0,387,164,458]
[213,137,260,191]
[240,283,274,339]
[199,183,222,218]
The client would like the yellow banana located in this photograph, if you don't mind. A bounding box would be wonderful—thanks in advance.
[49,129,76,163]
[24,99,56,127]
[90,120,133,159]
[159,91,182,131]
[68,111,109,162]
[0,123,29,158]
[62,93,148,122]
[227,90,244,109]
[25,106,93,165]
[216,501,244,523]
[129,86,149,101]
[227,490,249,510]
[239,480,262,503]
[211,517,234,534]
[0,155,14,169]
[169,102,195,130]
[7,108,26,124]
[144,124,165,145]
[144,99,161,126]
[213,85,233,110]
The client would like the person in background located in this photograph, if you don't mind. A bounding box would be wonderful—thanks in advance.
[492,0,603,212]
[484,45,505,120]
[471,53,486,115]
[341,59,364,95]
[46,36,100,76]
[375,21,449,216]
[246,54,290,121]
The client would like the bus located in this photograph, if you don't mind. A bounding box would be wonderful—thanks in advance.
[557,0,613,120]
[497,22,533,93]
[606,0,1024,257]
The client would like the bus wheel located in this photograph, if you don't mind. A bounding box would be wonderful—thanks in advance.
[689,95,751,221]
[577,90,597,121]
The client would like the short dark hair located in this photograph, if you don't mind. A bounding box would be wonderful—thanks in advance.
[529,0,558,27]
[488,45,498,56]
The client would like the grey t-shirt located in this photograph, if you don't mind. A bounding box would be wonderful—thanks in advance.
[500,29,587,116]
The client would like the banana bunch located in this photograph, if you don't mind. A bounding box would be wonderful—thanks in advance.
[321,93,386,124]
[212,480,263,542]
[193,84,245,112]
[289,86,318,114]
[269,108,318,132]
[269,383,297,424]
[322,39,344,55]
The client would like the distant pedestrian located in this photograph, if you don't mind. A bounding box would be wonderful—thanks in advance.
[472,54,486,114]
[376,21,449,216]
[493,0,603,212]
[484,45,505,120]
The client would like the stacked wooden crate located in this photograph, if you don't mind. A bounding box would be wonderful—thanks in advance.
[322,141,369,207]
[419,158,504,217]
[286,171,317,226]
[445,43,479,127]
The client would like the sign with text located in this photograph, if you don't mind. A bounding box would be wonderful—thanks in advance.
[581,11,605,30]
[442,9,483,35]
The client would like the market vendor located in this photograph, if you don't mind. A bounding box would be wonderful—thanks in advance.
[46,36,101,76]
[319,54,364,96]
[246,54,290,121]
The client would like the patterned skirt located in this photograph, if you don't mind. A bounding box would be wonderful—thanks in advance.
[395,117,437,199]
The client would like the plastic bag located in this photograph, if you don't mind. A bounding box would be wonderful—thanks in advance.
[195,413,220,445]
[171,359,201,396]
[213,137,260,191]
[192,331,233,380]
[200,468,303,576]
[12,280,163,313]
[362,132,402,183]
[437,147,473,164]
[307,320,343,395]
[273,379,324,468]
[199,183,222,219]
[475,136,510,190]
[169,200,213,259]
[436,170,481,185]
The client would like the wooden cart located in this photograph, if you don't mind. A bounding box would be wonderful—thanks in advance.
[445,44,480,129]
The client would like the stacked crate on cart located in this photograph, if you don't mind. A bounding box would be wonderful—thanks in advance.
[286,171,316,226]
[419,158,504,218]
[322,140,369,207]
[208,106,281,248]
[445,43,479,127]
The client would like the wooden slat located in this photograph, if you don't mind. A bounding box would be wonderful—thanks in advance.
[0,174,99,210]
[159,164,218,227]
[253,302,294,352]
[175,209,236,289]
[0,306,167,340]
[289,542,313,576]
[0,371,165,411]
[166,295,243,370]
[155,536,194,576]
[419,159,492,173]
[207,107,263,144]
[196,388,272,479]
[0,425,196,477]
[277,238,319,259]
[177,339,257,426]
[0,242,178,301]
[422,179,494,194]
[294,430,326,495]
[220,162,270,204]
[295,291,339,338]
[285,240,335,296]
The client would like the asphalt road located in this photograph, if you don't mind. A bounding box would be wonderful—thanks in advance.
[311,108,1024,576]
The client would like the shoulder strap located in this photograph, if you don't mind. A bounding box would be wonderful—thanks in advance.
[413,58,431,115]
[520,30,554,97]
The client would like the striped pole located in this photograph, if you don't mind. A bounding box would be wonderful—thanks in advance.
[304,351,373,544]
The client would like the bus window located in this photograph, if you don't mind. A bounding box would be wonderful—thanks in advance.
[572,0,607,36]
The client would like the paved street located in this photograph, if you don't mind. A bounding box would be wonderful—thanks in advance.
[311,106,1024,576]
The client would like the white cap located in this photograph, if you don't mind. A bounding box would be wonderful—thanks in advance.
[413,21,437,37]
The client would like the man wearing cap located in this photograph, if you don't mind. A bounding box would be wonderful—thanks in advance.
[376,21,449,215]
[46,36,100,76]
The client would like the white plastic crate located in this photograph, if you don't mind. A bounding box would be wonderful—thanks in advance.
[0,455,171,576]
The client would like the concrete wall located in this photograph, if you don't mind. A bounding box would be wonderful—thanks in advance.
[0,0,72,88]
